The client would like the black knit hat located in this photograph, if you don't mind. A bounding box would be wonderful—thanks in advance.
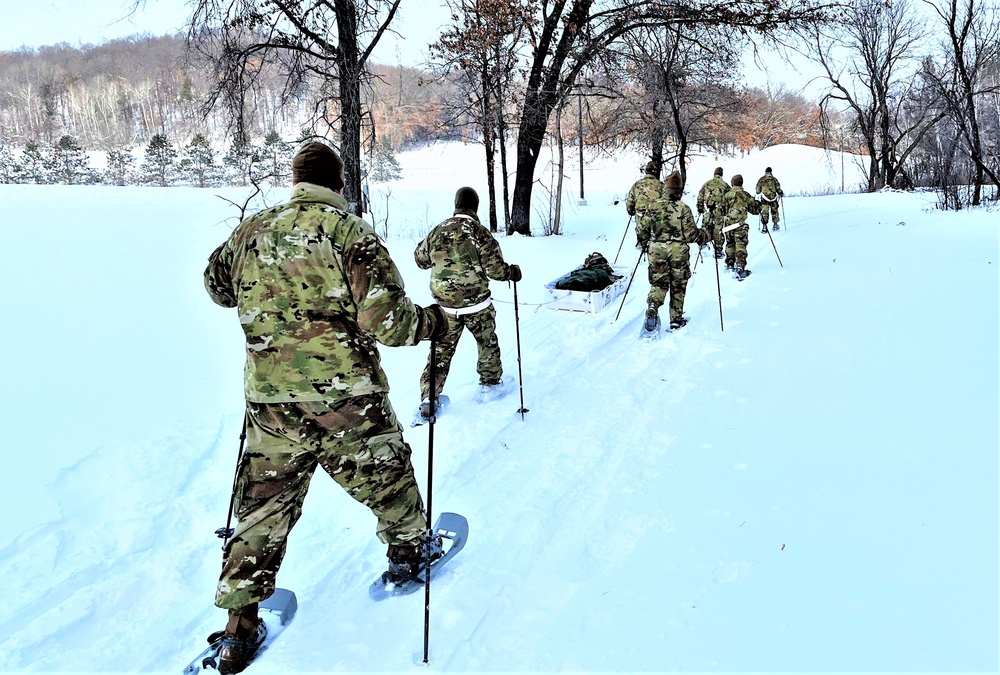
[292,142,345,191]
[714,166,724,176]
[454,186,479,213]
[644,160,660,176]
[731,174,744,186]
[765,167,772,173]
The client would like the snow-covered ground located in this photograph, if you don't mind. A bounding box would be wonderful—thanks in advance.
[0,143,996,673]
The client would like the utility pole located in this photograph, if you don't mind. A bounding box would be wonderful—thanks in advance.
[578,92,586,206]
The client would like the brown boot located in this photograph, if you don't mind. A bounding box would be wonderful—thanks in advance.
[216,603,266,674]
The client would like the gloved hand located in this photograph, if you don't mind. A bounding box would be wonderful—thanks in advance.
[697,229,712,246]
[421,304,451,342]
[636,239,648,252]
[697,205,704,215]
[508,264,523,283]
[778,189,784,197]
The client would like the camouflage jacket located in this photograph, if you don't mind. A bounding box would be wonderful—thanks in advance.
[414,209,512,309]
[205,182,434,404]
[755,173,783,201]
[697,176,731,214]
[636,196,709,255]
[625,174,664,216]
[721,186,761,226]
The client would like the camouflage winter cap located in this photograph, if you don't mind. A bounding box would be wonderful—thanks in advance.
[731,174,744,186]
[664,171,683,190]
[454,186,479,213]
[292,142,345,192]
[714,167,724,176]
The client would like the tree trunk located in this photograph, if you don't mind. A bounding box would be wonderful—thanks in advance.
[335,0,363,216]
[498,104,511,229]
[553,99,565,236]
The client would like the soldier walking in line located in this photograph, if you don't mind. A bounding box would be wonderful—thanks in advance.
[203,142,449,673]
[696,166,731,259]
[626,160,665,219]
[755,167,784,232]
[636,171,712,331]
[414,187,521,417]
[719,174,761,281]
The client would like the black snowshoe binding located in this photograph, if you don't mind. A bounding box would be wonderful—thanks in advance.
[772,224,779,231]
[380,535,444,587]
[211,612,267,674]
[734,268,752,281]
[669,317,689,331]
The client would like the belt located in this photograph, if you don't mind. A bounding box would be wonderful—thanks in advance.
[441,296,493,316]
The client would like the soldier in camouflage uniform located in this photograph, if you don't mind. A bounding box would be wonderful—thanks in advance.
[636,171,712,330]
[203,142,449,673]
[626,161,664,219]
[755,167,784,232]
[414,187,521,411]
[696,167,731,259]
[719,174,761,280]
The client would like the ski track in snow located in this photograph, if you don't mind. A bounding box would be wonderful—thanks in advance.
[0,145,997,673]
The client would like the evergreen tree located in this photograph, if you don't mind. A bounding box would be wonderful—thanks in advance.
[223,136,264,187]
[105,148,136,186]
[260,131,293,185]
[0,140,17,184]
[180,133,220,187]
[51,135,93,184]
[17,141,50,184]
[140,134,179,186]
[369,136,402,182]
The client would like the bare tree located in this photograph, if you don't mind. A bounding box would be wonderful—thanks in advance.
[505,0,831,235]
[922,0,1000,204]
[795,0,944,191]
[431,0,536,232]
[184,0,402,215]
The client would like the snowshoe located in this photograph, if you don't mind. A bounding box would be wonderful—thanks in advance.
[475,376,515,404]
[669,317,689,331]
[411,395,450,427]
[772,224,780,231]
[640,308,662,339]
[369,512,469,601]
[734,268,752,281]
[215,619,266,674]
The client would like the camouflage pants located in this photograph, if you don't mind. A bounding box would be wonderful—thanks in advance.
[704,210,725,253]
[646,243,691,324]
[420,304,501,400]
[215,393,427,610]
[760,200,780,227]
[725,224,749,270]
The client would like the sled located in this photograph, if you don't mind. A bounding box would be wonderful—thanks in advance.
[543,264,631,314]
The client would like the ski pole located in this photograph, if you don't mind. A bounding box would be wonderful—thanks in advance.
[513,280,528,420]
[714,243,724,332]
[764,226,784,267]
[613,215,633,264]
[423,339,437,664]
[215,417,248,549]
[780,197,787,230]
[614,247,645,322]
[691,245,704,275]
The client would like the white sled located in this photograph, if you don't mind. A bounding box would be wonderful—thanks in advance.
[543,264,631,314]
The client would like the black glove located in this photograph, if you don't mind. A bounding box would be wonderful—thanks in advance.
[636,239,648,252]
[421,304,451,342]
[697,205,704,215]
[778,190,784,197]
[508,264,523,283]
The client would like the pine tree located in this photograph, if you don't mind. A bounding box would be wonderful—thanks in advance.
[140,134,179,186]
[0,140,17,184]
[105,148,135,186]
[260,131,293,185]
[223,136,264,186]
[369,136,402,182]
[51,135,93,184]
[17,141,50,184]
[180,133,220,187]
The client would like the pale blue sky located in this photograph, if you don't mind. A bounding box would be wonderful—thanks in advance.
[0,0,448,65]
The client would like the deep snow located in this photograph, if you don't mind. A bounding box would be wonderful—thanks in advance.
[0,143,996,673]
